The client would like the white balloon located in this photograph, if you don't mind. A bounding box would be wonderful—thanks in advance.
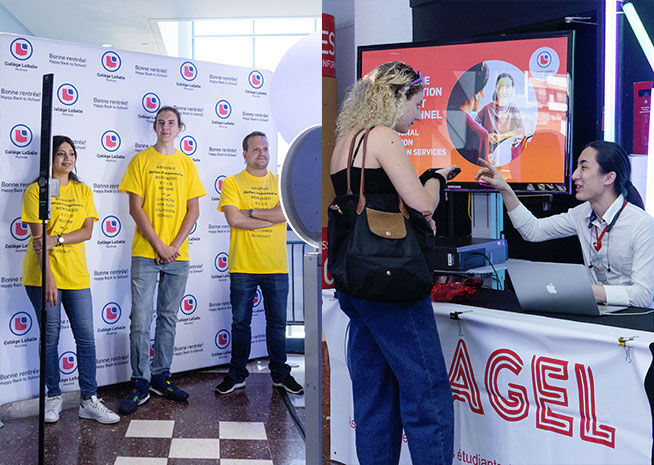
[271,33,321,144]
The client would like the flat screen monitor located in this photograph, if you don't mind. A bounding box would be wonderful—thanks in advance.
[358,31,574,193]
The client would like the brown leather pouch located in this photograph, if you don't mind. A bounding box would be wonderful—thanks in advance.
[366,208,406,239]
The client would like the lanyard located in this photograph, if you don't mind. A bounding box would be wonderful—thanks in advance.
[592,199,628,251]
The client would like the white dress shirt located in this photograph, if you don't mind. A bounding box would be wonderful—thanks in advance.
[507,194,654,307]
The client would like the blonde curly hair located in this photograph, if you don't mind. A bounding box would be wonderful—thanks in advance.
[336,61,424,138]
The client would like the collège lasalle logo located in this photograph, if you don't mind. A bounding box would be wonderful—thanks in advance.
[57,83,79,106]
[9,124,32,148]
[101,51,121,72]
[141,92,160,113]
[98,51,125,82]
[101,302,122,325]
[215,100,232,119]
[212,100,233,127]
[101,215,121,237]
[180,61,197,81]
[6,38,37,71]
[10,217,30,241]
[214,253,229,273]
[215,329,230,349]
[211,174,226,202]
[101,130,121,152]
[180,135,197,156]
[178,294,200,325]
[10,38,33,60]
[9,312,32,337]
[59,351,77,375]
[98,215,125,249]
[179,294,197,316]
[5,311,37,347]
[248,70,264,89]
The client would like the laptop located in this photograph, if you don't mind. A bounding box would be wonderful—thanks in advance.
[506,259,626,316]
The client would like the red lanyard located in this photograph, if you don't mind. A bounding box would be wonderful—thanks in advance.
[593,200,628,251]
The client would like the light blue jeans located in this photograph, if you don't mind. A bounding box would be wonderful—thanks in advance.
[129,257,189,381]
[25,286,97,399]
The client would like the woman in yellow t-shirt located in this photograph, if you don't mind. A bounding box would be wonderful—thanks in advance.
[22,136,119,425]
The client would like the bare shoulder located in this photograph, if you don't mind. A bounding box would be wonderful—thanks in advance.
[367,125,401,146]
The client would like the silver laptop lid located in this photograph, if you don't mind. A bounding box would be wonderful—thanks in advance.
[506,260,622,316]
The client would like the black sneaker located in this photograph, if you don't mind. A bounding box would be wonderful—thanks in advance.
[214,376,246,394]
[118,379,150,415]
[150,372,189,401]
[273,375,304,395]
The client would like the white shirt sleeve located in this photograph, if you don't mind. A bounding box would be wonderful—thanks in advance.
[506,202,578,242]
[603,215,654,308]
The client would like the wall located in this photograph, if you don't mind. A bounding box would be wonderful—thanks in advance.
[0,3,31,35]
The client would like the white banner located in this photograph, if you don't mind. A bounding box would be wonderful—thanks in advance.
[323,291,654,465]
[0,33,281,404]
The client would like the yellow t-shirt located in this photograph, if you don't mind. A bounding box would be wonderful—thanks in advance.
[119,146,206,261]
[21,181,98,289]
[217,170,287,274]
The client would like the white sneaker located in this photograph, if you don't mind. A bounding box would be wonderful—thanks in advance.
[79,395,120,424]
[44,395,63,423]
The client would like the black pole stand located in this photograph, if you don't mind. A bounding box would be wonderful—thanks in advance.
[37,73,54,465]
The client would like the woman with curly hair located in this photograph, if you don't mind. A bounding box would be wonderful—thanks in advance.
[329,61,455,465]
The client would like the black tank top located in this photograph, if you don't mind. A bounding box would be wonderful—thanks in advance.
[330,130,397,196]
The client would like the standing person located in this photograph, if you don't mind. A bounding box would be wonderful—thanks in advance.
[118,106,206,414]
[22,135,119,424]
[475,140,654,307]
[329,61,456,465]
[446,61,490,165]
[214,131,303,396]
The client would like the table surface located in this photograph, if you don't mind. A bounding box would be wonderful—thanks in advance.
[458,288,654,332]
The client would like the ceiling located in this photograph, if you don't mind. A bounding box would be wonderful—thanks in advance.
[0,0,321,55]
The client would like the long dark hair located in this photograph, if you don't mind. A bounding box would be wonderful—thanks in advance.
[33,136,80,183]
[448,62,489,109]
[585,140,644,209]
[492,72,515,102]
[53,135,80,183]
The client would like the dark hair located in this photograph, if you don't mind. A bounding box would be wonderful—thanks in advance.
[242,131,267,151]
[492,72,515,101]
[585,140,644,209]
[448,62,489,109]
[153,106,184,130]
[52,135,80,183]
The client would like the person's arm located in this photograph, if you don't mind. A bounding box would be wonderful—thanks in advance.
[170,196,200,251]
[371,126,455,214]
[474,158,576,242]
[240,202,286,224]
[32,217,94,254]
[224,205,275,230]
[26,222,58,306]
[598,216,654,307]
[128,192,179,263]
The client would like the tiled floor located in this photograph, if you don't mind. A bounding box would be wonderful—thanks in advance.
[0,356,305,465]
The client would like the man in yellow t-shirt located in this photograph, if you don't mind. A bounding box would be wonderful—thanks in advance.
[117,106,206,415]
[215,131,303,396]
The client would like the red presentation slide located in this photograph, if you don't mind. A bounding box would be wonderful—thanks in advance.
[360,34,571,190]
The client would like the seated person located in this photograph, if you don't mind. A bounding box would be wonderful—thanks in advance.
[475,140,654,308]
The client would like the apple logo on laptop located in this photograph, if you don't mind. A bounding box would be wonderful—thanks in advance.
[546,283,557,294]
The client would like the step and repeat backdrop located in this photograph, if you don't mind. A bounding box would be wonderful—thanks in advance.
[0,33,279,403]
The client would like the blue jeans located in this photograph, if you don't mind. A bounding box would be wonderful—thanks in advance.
[337,291,454,465]
[129,257,189,381]
[228,273,291,383]
[25,286,97,399]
